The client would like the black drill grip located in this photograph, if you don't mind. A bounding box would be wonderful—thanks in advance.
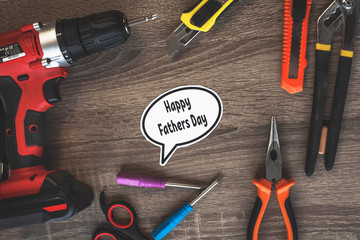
[0,75,66,170]
[306,49,331,176]
[0,76,45,170]
[325,55,353,171]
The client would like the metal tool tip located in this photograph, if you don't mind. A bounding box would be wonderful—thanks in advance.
[149,14,159,20]
[271,116,276,125]
[270,116,278,136]
[127,14,159,27]
[216,175,224,184]
[267,116,280,155]
[189,175,223,206]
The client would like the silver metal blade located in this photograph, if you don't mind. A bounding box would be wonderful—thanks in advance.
[189,175,223,206]
[266,116,282,183]
[166,23,200,56]
[165,182,203,190]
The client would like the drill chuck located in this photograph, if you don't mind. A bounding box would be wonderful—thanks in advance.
[36,10,131,68]
[56,10,130,63]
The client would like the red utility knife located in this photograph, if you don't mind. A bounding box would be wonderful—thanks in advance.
[281,0,312,94]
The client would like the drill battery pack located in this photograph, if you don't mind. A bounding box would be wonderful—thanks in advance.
[0,170,92,229]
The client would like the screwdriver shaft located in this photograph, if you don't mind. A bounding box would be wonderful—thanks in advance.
[190,175,223,206]
[151,175,223,240]
[127,15,158,27]
[165,182,202,190]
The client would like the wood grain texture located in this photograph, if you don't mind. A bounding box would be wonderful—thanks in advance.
[0,0,360,239]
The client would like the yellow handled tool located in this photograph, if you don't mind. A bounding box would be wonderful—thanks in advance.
[167,0,238,56]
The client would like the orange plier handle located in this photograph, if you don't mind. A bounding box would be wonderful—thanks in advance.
[247,178,298,240]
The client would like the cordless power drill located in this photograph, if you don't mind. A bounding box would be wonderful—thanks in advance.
[0,10,156,229]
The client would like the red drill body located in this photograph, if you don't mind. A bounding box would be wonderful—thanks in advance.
[0,10,134,229]
[0,24,67,200]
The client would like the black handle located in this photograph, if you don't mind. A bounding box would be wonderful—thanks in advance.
[0,76,42,170]
[306,49,331,176]
[190,0,222,28]
[0,170,93,230]
[283,197,298,240]
[0,76,65,170]
[325,55,353,170]
[292,0,306,20]
[247,179,271,240]
[92,229,124,240]
[247,196,263,240]
[276,179,297,240]
[99,192,149,240]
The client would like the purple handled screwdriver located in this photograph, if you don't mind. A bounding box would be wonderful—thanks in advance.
[116,172,203,189]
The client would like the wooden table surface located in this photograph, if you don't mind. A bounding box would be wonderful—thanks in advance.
[1,0,360,239]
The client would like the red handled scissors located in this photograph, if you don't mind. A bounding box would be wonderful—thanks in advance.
[92,191,148,240]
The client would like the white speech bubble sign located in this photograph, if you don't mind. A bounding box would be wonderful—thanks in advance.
[141,85,223,166]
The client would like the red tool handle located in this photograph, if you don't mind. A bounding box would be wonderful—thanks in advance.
[0,24,67,199]
[247,178,272,240]
[247,178,297,240]
[276,178,297,240]
[281,0,312,94]
[0,24,67,170]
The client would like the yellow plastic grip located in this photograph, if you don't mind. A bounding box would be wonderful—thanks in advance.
[180,0,235,32]
[340,49,354,58]
[316,43,331,51]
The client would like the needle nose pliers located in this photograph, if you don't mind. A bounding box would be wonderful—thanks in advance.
[247,116,298,240]
[306,0,360,176]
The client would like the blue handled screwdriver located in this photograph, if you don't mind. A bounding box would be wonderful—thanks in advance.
[151,175,223,240]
